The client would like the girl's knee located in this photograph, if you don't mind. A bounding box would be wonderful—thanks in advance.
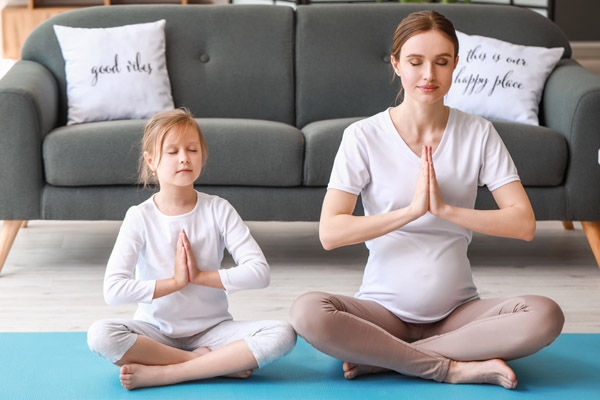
[87,319,135,363]
[246,321,297,368]
[275,321,298,355]
[264,320,297,353]
[87,319,114,357]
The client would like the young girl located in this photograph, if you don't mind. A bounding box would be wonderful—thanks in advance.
[88,108,296,390]
[290,11,564,390]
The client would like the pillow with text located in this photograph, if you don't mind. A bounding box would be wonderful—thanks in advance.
[54,20,174,125]
[444,31,564,126]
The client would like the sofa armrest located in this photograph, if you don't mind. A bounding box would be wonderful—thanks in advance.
[542,59,600,221]
[0,61,58,220]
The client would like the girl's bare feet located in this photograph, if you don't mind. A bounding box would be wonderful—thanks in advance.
[342,362,391,380]
[444,359,518,389]
[120,364,169,390]
[226,369,253,379]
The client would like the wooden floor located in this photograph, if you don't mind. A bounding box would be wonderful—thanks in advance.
[0,220,599,333]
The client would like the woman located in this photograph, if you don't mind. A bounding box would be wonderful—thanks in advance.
[290,11,563,390]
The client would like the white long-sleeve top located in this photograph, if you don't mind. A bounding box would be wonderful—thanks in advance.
[104,191,270,337]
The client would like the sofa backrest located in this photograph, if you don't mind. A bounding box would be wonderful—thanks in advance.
[295,4,571,128]
[22,4,295,127]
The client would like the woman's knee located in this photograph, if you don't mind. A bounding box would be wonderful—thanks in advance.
[530,295,565,343]
[289,291,339,341]
[514,295,564,349]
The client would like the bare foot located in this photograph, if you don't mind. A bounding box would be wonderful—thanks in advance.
[444,359,518,389]
[342,362,391,380]
[225,369,253,379]
[120,364,171,390]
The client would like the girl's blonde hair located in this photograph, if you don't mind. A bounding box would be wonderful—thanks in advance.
[139,108,208,188]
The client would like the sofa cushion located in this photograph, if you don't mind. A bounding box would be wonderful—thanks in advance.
[493,121,567,187]
[301,117,567,188]
[302,117,366,186]
[43,119,304,187]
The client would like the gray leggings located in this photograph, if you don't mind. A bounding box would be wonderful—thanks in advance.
[88,318,297,368]
[290,292,564,382]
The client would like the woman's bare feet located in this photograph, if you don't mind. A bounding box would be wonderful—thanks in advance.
[444,359,518,389]
[342,362,391,380]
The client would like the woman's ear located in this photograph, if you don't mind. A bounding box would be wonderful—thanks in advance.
[453,55,459,71]
[390,55,401,77]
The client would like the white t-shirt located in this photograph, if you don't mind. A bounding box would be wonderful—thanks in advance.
[329,108,519,323]
[103,191,270,337]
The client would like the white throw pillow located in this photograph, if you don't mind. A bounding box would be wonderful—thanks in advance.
[444,31,564,126]
[53,20,174,125]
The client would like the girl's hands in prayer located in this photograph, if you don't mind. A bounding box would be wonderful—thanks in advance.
[178,230,225,290]
[173,230,190,290]
[180,230,203,286]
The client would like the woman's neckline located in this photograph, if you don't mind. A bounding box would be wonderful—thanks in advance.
[385,106,453,161]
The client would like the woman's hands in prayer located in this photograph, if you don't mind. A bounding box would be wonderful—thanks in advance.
[409,145,448,219]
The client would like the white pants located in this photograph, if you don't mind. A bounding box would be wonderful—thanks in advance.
[88,318,297,368]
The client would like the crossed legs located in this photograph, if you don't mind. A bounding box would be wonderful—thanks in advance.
[88,319,296,390]
[290,292,564,389]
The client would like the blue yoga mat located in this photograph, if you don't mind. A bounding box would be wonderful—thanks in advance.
[0,332,598,399]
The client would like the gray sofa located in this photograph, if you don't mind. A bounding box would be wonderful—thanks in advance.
[1,3,600,272]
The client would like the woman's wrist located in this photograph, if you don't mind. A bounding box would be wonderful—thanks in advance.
[404,204,425,223]
[434,203,453,220]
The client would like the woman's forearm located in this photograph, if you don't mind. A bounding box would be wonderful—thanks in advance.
[320,206,419,250]
[438,204,535,241]
[319,188,425,250]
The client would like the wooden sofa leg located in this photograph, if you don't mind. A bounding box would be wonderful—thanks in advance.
[0,220,24,275]
[581,221,600,268]
[562,221,575,230]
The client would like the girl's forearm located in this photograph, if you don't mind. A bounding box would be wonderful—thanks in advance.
[191,270,225,290]
[153,278,184,300]
[153,271,224,300]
